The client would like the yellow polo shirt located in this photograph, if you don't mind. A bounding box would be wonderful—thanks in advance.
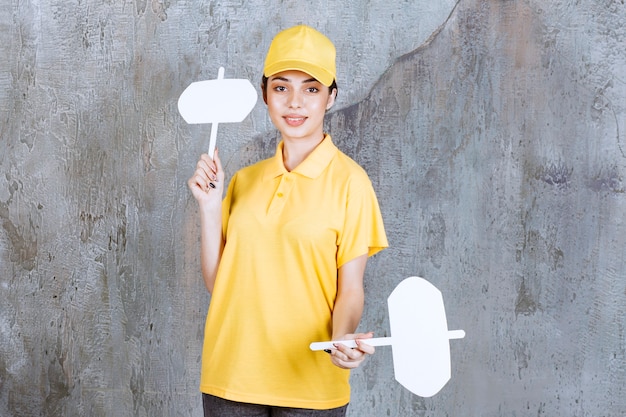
[200,135,388,409]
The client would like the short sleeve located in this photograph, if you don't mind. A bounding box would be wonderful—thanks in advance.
[336,177,388,267]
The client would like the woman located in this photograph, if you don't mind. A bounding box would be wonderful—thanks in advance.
[188,25,388,417]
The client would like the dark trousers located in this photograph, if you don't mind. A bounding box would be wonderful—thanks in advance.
[202,394,348,417]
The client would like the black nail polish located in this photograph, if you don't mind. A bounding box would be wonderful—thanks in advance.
[324,349,332,354]
[209,182,216,189]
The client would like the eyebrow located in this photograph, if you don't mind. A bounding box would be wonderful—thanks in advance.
[269,76,318,84]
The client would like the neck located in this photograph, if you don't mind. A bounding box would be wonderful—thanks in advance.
[282,134,325,171]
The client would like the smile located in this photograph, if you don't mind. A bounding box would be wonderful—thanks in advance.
[284,115,307,126]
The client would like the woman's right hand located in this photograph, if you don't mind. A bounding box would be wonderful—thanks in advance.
[187,149,225,210]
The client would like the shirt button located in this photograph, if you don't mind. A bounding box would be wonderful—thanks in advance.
[277,192,284,197]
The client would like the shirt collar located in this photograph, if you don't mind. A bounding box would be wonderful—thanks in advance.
[263,134,337,181]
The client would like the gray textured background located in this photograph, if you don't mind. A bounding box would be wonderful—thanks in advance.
[1,0,625,416]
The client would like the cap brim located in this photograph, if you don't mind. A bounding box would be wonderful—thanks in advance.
[264,61,334,87]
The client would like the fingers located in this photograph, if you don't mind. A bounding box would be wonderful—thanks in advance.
[188,168,213,195]
[198,154,218,184]
[188,149,224,198]
[351,332,374,342]
[354,338,375,355]
[212,148,224,180]
[334,339,375,357]
[350,332,375,355]
[328,344,366,369]
[328,337,375,369]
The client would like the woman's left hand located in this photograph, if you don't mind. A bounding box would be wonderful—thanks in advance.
[328,332,375,369]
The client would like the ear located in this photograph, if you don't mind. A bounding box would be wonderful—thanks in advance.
[261,82,267,104]
[326,88,337,110]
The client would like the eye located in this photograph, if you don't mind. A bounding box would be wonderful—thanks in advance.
[306,87,319,93]
[273,85,287,92]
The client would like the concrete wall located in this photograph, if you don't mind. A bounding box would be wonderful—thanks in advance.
[1,0,624,416]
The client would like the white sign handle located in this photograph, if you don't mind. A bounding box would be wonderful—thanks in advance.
[310,337,393,351]
[207,67,225,159]
[310,329,465,351]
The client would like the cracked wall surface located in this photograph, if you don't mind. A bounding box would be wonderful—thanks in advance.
[1,0,625,416]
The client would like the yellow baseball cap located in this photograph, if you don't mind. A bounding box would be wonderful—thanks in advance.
[263,25,336,87]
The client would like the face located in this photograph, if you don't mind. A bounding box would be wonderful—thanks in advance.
[264,70,336,143]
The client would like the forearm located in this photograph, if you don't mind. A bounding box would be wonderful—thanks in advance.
[199,205,223,293]
[187,150,226,293]
[331,287,364,339]
[327,254,375,370]
[331,254,368,339]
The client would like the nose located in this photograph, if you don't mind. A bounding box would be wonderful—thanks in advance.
[288,89,303,108]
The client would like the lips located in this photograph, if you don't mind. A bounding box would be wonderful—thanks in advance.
[284,114,307,127]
